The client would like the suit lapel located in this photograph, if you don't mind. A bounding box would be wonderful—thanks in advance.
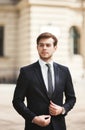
[52,62,60,98]
[34,61,49,99]
[33,61,60,100]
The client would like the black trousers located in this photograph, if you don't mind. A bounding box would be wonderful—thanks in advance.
[25,123,54,130]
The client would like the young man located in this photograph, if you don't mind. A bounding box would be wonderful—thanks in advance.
[12,32,76,130]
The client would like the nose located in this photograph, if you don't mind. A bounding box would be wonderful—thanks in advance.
[43,45,47,49]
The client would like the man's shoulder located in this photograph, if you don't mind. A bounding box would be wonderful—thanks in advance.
[54,62,69,71]
[20,61,39,71]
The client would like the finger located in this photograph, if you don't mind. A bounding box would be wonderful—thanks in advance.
[45,118,51,125]
[45,116,50,119]
[49,110,55,115]
[43,115,50,117]
[49,104,56,110]
[50,100,54,105]
[44,115,51,119]
[50,101,57,107]
[49,107,55,114]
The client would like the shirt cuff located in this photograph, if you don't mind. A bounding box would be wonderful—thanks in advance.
[62,107,66,115]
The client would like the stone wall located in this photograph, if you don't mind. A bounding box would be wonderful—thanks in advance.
[0,8,18,83]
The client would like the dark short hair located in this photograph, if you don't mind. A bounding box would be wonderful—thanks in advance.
[37,32,58,46]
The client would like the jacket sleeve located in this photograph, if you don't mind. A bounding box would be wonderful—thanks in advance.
[12,68,36,122]
[63,68,76,115]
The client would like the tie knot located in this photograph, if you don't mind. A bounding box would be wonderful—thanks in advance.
[46,63,51,68]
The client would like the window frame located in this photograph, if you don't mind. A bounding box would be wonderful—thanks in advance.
[0,26,4,57]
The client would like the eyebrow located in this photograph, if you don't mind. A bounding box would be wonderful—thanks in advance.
[39,42,51,44]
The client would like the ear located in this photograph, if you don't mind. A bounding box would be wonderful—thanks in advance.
[54,45,57,51]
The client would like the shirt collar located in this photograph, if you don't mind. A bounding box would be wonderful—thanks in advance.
[39,58,53,68]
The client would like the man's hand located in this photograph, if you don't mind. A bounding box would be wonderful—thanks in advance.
[49,101,63,116]
[32,115,51,127]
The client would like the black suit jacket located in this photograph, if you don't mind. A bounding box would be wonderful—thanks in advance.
[12,61,76,130]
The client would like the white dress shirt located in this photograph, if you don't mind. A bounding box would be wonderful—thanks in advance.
[39,59,66,114]
[39,58,55,91]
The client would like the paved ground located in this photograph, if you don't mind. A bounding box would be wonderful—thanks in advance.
[0,78,85,130]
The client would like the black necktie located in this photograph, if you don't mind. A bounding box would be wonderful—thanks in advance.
[46,64,53,99]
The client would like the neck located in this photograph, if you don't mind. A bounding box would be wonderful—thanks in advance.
[45,59,52,63]
[40,57,53,63]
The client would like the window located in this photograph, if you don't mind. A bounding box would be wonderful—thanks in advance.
[0,26,4,56]
[69,26,80,54]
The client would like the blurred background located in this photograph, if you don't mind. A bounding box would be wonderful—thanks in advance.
[0,0,85,130]
[0,0,85,82]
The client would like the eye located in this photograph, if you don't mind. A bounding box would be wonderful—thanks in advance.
[46,44,51,47]
[39,43,44,47]
[38,43,51,47]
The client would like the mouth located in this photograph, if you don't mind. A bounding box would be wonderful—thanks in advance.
[42,51,48,54]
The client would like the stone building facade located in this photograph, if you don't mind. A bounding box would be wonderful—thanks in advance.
[0,0,85,83]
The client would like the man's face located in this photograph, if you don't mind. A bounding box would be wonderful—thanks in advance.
[37,38,57,61]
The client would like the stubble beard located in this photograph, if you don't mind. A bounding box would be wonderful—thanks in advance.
[40,55,52,62]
